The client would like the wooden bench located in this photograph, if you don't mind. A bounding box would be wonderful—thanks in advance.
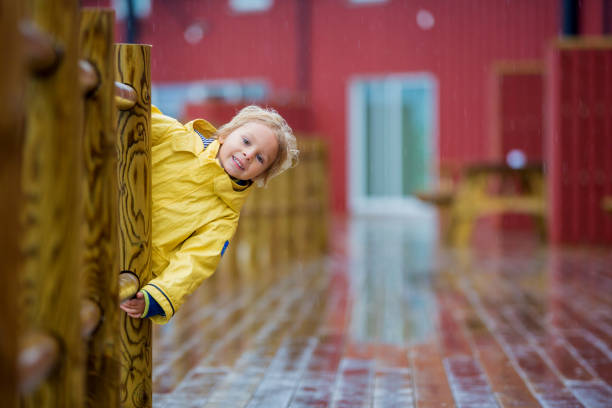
[416,162,546,246]
[603,196,612,213]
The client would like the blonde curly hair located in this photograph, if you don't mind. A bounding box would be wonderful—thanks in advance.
[215,105,299,187]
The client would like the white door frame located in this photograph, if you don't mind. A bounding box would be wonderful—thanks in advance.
[347,73,439,216]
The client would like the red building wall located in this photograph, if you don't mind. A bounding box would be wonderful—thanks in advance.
[310,0,557,211]
[493,67,544,162]
[83,0,304,91]
[84,0,561,213]
[140,0,303,93]
[490,64,544,231]
[546,41,612,245]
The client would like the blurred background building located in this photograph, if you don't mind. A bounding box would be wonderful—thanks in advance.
[83,0,612,246]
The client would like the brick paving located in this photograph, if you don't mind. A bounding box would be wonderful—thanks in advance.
[152,217,612,407]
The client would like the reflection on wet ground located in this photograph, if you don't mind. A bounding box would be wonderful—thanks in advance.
[153,216,612,407]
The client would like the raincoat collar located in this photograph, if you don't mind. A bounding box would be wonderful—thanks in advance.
[202,139,251,212]
[185,118,217,140]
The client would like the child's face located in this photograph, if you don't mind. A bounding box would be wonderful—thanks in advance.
[217,121,279,181]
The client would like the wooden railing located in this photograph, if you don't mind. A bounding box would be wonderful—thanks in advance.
[2,2,328,407]
[3,2,151,407]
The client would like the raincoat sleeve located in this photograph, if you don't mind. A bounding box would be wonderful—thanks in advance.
[141,214,238,324]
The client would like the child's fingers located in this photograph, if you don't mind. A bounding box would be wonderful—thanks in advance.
[120,305,143,318]
[124,302,139,310]
[120,306,134,315]
[120,296,145,318]
[120,300,136,309]
[120,302,140,314]
[121,294,143,308]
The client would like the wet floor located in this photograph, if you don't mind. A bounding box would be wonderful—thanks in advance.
[152,215,612,407]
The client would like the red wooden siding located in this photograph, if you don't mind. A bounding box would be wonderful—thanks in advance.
[309,0,557,212]
[80,0,610,215]
[546,40,612,245]
[491,63,544,230]
[494,65,544,162]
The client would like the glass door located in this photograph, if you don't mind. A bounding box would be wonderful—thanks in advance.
[349,74,438,214]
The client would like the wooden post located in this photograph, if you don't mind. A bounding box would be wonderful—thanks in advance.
[80,9,120,407]
[271,173,291,273]
[115,43,152,408]
[257,185,273,279]
[307,140,322,259]
[313,140,329,256]
[291,140,310,263]
[286,166,298,265]
[20,0,84,406]
[0,0,24,406]
[214,231,239,297]
[237,193,260,282]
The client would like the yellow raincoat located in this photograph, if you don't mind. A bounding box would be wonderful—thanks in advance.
[142,106,251,324]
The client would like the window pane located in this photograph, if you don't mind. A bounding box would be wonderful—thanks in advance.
[401,86,428,195]
[366,81,392,196]
[350,0,387,4]
[230,0,273,13]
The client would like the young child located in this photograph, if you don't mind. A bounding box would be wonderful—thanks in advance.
[120,105,298,324]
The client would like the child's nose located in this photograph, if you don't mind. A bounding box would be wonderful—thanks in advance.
[243,149,254,161]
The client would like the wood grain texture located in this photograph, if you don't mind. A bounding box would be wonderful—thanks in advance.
[115,43,152,408]
[0,0,24,406]
[20,0,84,406]
[79,9,120,408]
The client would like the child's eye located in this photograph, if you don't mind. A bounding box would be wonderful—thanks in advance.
[256,154,264,164]
[242,137,250,145]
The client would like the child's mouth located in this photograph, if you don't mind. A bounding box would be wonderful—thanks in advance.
[232,155,245,170]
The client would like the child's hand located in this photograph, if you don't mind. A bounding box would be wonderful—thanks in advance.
[120,291,145,318]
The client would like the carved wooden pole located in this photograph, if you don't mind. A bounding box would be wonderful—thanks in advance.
[237,193,261,281]
[0,0,24,406]
[273,171,292,272]
[79,9,121,407]
[20,0,84,406]
[313,140,329,257]
[291,141,309,263]
[115,43,152,408]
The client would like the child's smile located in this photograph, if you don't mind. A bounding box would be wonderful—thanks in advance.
[217,122,279,181]
[231,154,245,170]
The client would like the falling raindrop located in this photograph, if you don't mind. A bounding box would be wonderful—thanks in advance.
[184,22,206,45]
[506,149,527,169]
[416,9,435,30]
